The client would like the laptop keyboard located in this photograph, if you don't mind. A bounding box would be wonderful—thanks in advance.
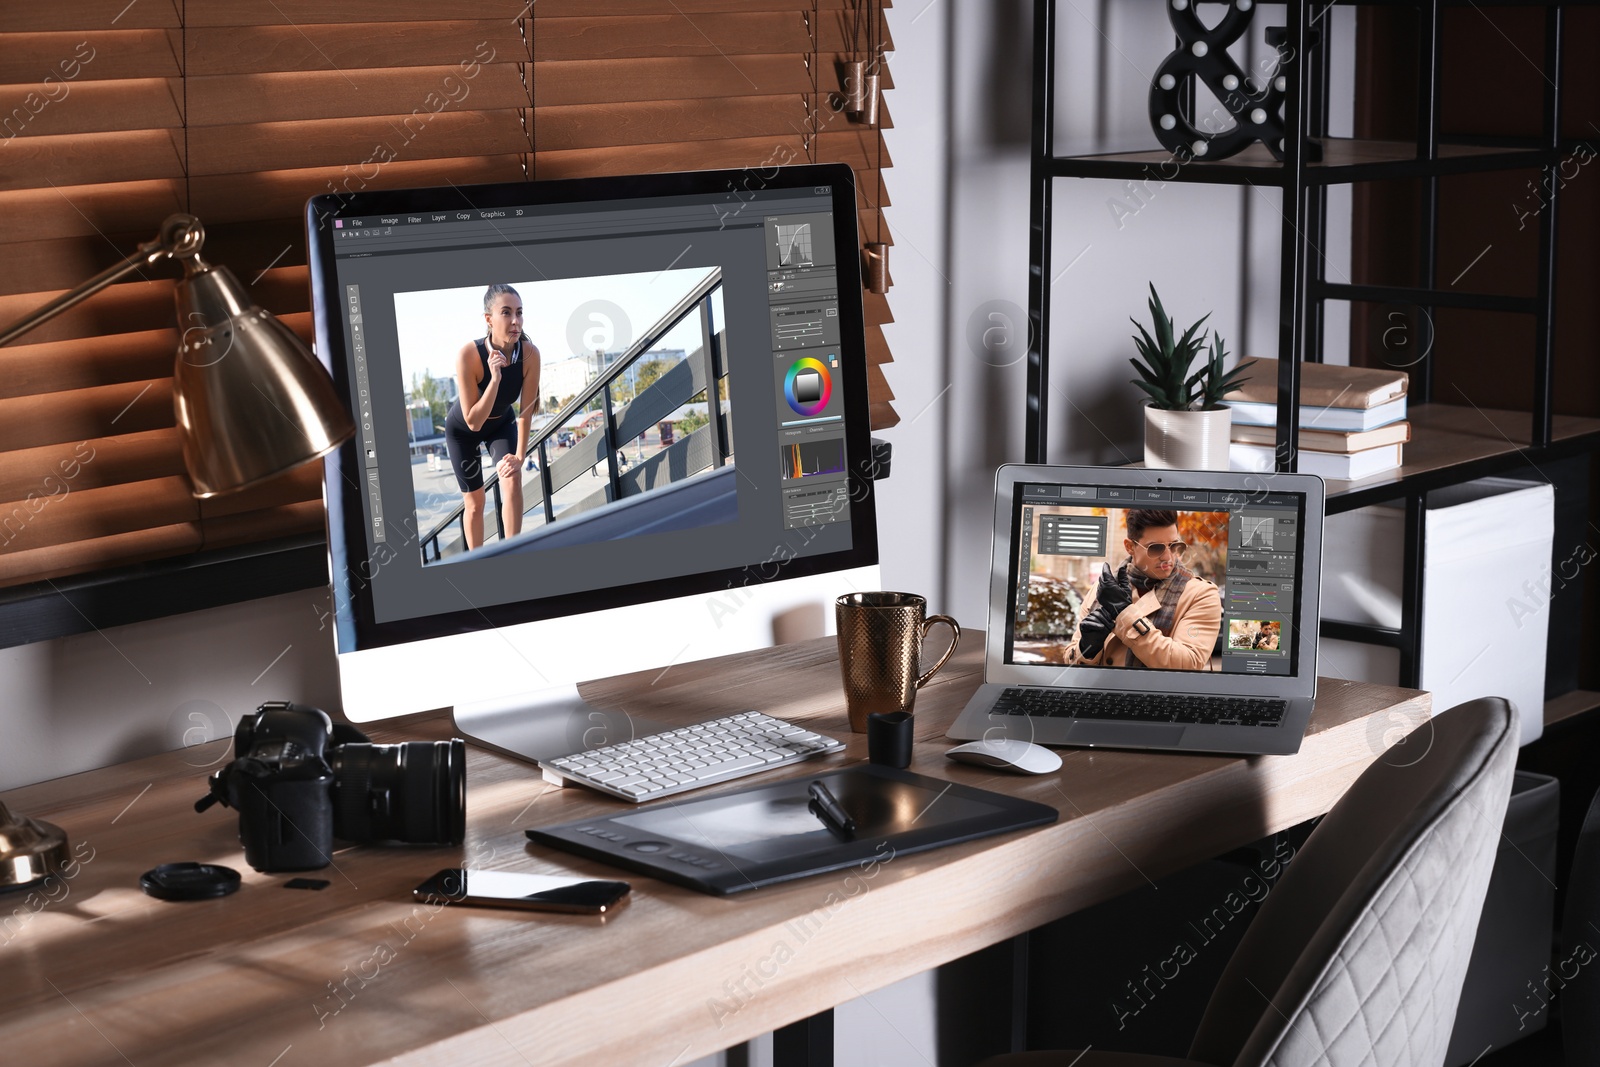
[992,688,1287,727]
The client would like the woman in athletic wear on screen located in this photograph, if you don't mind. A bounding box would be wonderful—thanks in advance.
[443,284,541,550]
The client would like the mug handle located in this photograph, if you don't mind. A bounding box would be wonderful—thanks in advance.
[914,615,961,689]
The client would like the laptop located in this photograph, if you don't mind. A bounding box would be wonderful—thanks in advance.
[947,464,1326,756]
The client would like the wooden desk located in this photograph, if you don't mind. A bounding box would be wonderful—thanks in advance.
[0,633,1426,1067]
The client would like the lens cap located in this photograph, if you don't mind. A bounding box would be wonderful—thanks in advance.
[140,862,242,901]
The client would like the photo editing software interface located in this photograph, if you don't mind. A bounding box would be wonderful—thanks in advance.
[1006,483,1304,676]
[324,184,859,628]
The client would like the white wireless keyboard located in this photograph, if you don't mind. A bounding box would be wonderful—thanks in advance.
[539,711,845,802]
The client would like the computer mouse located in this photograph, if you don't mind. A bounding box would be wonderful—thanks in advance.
[945,739,1062,775]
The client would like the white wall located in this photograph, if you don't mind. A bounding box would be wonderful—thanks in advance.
[0,587,342,791]
[871,0,954,619]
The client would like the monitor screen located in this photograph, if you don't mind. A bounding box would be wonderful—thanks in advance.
[307,166,878,727]
[1002,482,1308,677]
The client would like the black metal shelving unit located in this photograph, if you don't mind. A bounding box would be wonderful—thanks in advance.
[1026,0,1600,704]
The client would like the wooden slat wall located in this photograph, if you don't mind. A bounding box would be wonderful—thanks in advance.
[0,2,897,589]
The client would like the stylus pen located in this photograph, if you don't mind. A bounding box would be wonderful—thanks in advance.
[808,780,855,837]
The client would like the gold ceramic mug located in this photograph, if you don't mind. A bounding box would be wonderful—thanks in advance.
[835,592,961,732]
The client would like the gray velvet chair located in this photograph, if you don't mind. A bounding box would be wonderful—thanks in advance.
[1562,777,1600,1064]
[982,696,1520,1067]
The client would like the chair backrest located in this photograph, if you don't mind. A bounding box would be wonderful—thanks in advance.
[1561,780,1600,1064]
[1188,697,1519,1067]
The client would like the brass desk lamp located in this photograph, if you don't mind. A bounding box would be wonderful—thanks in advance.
[1,213,354,496]
[0,213,355,885]
[0,803,69,890]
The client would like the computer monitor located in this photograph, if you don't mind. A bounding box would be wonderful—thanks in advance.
[306,165,880,762]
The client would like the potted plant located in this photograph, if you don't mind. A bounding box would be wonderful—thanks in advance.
[1130,284,1255,469]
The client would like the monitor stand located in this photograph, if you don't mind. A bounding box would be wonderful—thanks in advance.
[452,684,672,766]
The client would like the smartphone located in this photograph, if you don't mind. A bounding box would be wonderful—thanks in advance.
[413,868,631,914]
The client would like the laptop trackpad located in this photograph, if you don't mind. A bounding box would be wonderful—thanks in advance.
[1066,722,1187,749]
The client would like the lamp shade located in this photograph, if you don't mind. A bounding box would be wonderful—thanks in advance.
[173,263,355,498]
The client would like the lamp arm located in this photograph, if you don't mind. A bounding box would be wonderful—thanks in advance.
[0,214,205,348]
[0,211,348,498]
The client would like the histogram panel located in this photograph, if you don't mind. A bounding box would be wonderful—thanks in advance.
[776,223,814,266]
[782,438,846,480]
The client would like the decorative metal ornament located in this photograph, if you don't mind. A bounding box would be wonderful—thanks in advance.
[0,801,70,889]
[1148,0,1288,162]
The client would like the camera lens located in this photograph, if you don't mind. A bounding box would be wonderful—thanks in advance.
[330,739,466,845]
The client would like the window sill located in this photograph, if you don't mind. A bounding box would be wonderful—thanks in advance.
[0,534,328,650]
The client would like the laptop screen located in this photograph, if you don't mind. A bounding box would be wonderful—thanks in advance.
[1002,481,1308,678]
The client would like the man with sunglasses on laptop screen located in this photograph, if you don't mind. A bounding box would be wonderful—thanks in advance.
[1064,509,1222,671]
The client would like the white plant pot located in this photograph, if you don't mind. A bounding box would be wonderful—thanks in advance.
[1144,405,1232,470]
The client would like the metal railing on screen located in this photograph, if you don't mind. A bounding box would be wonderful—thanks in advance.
[420,269,728,563]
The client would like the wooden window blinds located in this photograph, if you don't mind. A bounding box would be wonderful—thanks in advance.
[0,0,897,590]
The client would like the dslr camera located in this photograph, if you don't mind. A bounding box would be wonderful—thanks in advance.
[196,701,466,872]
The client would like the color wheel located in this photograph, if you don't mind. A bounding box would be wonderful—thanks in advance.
[783,357,833,416]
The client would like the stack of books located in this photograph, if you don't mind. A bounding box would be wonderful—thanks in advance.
[1224,359,1410,480]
